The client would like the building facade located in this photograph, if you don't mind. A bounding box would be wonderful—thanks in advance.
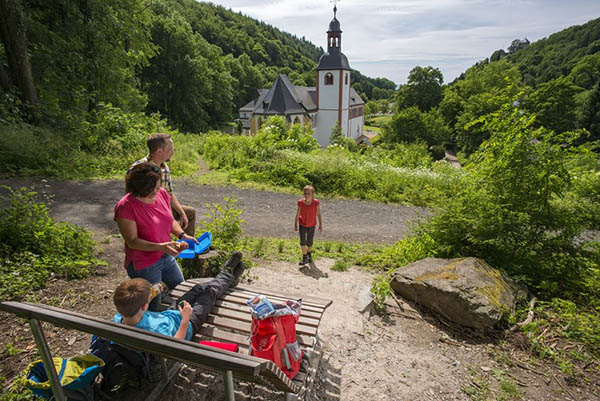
[239,6,364,147]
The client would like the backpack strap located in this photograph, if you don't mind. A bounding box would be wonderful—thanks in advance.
[273,317,289,370]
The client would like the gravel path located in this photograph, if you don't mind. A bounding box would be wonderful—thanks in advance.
[0,178,426,244]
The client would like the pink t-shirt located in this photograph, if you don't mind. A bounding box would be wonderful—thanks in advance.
[114,188,173,271]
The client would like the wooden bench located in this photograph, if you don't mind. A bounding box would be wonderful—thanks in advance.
[163,279,332,398]
[0,283,332,401]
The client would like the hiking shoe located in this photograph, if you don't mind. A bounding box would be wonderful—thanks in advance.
[299,254,308,265]
[230,261,246,287]
[223,251,243,272]
[307,253,313,264]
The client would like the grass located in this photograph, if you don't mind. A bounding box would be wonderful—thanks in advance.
[241,236,380,268]
[364,125,381,133]
[366,114,393,127]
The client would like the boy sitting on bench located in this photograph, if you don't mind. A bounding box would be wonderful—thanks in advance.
[113,251,244,340]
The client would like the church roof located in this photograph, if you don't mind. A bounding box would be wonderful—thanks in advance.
[241,75,362,116]
[328,16,341,32]
[250,74,317,115]
[349,87,364,106]
[316,50,351,70]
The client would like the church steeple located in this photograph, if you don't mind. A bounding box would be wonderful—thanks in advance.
[327,6,342,52]
[316,5,350,71]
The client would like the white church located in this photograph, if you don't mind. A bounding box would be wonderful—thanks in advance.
[238,6,364,147]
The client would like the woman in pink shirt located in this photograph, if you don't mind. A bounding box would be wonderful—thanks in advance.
[294,185,322,265]
[114,163,197,310]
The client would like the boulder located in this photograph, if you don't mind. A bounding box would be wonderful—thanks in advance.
[390,257,526,329]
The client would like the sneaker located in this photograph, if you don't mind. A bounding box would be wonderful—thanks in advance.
[223,251,243,272]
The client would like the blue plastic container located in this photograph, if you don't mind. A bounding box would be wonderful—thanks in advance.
[177,232,212,259]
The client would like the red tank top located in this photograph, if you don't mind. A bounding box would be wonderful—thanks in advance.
[297,198,319,227]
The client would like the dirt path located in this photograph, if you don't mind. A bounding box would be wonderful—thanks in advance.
[0,178,425,244]
[0,178,597,400]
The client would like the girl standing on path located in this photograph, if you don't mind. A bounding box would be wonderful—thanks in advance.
[294,185,322,265]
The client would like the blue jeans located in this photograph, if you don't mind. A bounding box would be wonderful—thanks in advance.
[126,254,184,311]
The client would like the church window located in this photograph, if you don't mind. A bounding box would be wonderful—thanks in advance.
[345,74,348,85]
[325,73,334,85]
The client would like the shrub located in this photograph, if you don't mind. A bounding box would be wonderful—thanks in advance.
[197,197,248,275]
[0,104,193,179]
[418,104,600,299]
[0,187,104,300]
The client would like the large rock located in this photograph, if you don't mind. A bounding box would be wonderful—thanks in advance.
[390,257,526,329]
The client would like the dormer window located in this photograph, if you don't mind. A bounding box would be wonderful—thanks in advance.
[325,73,334,85]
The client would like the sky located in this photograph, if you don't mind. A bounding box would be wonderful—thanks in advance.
[203,0,600,85]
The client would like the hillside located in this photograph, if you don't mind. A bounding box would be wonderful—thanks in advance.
[146,0,395,129]
[494,17,600,88]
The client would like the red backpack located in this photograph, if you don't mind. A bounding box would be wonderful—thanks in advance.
[249,300,303,379]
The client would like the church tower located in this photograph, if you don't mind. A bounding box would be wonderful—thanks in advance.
[315,5,352,146]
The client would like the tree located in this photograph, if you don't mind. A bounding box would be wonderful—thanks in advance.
[383,106,427,144]
[329,122,343,145]
[395,66,443,112]
[580,82,600,141]
[525,76,580,133]
[0,0,37,120]
[440,60,525,154]
[421,102,594,296]
[141,5,234,132]
[377,99,389,114]
[364,100,378,117]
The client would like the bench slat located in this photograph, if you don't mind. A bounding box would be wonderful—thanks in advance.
[169,290,325,320]
[213,299,323,323]
[181,279,332,310]
[233,284,333,309]
[206,307,319,334]
[170,284,327,315]
[202,317,315,348]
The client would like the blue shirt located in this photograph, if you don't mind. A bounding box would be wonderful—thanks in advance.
[114,310,193,341]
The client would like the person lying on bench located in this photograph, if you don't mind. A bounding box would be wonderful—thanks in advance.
[113,251,244,340]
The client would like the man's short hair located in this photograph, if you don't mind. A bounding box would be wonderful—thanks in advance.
[114,278,152,318]
[125,163,161,197]
[147,133,172,154]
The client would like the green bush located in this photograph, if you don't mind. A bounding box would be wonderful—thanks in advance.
[0,187,104,300]
[0,103,201,179]
[418,104,600,299]
[195,197,248,276]
[199,116,460,207]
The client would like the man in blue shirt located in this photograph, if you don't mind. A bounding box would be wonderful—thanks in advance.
[113,252,244,340]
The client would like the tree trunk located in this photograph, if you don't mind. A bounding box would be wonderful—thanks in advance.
[0,63,11,91]
[0,0,39,121]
